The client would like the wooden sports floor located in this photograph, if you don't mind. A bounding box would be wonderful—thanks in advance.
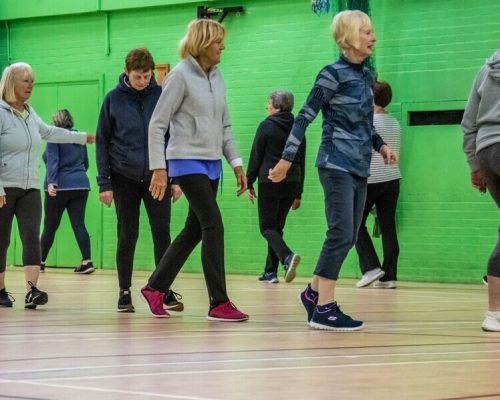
[1,267,499,400]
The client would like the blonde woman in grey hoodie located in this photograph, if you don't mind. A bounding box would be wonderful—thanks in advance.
[0,63,94,309]
[462,50,500,331]
[139,19,248,321]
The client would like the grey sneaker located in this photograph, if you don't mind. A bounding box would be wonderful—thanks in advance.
[356,268,385,288]
[482,311,500,332]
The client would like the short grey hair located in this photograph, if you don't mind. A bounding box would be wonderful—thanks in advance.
[268,90,294,112]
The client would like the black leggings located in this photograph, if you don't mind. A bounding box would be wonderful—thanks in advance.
[148,174,228,306]
[0,188,42,273]
[40,190,91,262]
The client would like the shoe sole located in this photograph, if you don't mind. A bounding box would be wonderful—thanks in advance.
[164,303,184,312]
[75,268,95,275]
[309,321,364,332]
[138,289,169,318]
[0,303,13,308]
[356,270,385,288]
[117,305,135,312]
[284,255,301,283]
[206,315,249,322]
[373,283,397,289]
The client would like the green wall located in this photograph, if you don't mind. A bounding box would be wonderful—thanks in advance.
[2,0,497,283]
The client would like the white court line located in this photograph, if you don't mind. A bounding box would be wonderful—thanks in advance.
[19,357,500,383]
[3,348,500,376]
[0,320,488,343]
[0,379,217,400]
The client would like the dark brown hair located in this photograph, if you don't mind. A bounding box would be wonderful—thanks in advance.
[374,81,392,108]
[125,48,155,72]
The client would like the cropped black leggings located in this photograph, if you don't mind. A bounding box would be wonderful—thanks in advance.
[0,188,42,273]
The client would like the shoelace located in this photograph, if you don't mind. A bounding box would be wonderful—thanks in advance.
[170,290,182,301]
[27,281,36,290]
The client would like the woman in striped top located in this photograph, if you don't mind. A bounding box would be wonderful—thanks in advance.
[355,81,401,289]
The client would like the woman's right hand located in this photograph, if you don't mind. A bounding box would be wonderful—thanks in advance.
[99,191,114,207]
[150,169,168,201]
[0,195,6,208]
[268,159,292,182]
[48,184,57,197]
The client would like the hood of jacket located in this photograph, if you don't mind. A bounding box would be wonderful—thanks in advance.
[117,72,159,95]
[487,50,500,82]
[266,111,294,131]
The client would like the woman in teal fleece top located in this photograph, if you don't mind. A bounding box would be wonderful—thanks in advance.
[0,62,93,309]
[269,11,398,331]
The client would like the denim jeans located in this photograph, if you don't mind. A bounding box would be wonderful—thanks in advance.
[355,179,400,280]
[314,168,367,280]
[477,143,500,277]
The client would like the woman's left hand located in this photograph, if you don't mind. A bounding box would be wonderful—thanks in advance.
[150,169,168,201]
[171,184,183,203]
[233,166,247,196]
[0,195,6,208]
[380,145,399,164]
[48,184,57,197]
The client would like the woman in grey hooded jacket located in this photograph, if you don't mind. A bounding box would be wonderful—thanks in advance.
[0,62,93,309]
[462,50,500,332]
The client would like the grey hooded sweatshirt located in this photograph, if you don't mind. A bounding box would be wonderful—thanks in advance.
[462,50,500,172]
[0,100,87,196]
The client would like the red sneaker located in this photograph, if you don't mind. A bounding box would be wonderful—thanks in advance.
[207,301,249,322]
[139,286,169,318]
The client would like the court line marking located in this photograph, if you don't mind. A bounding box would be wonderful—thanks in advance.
[0,379,217,400]
[14,357,500,383]
[3,349,500,377]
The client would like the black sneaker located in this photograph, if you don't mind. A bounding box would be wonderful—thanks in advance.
[117,289,135,312]
[309,302,364,332]
[0,288,15,307]
[74,261,95,274]
[299,283,318,323]
[283,253,300,283]
[163,289,184,312]
[25,281,48,309]
[483,275,488,286]
[258,271,279,283]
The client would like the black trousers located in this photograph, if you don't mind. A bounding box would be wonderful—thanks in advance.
[112,172,171,290]
[355,179,400,281]
[0,188,42,272]
[148,174,228,306]
[41,190,91,262]
[258,182,297,274]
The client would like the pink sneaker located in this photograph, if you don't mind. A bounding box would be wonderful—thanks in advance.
[139,286,169,318]
[207,301,249,322]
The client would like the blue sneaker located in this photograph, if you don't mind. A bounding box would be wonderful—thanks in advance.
[299,284,318,323]
[284,253,301,283]
[258,272,279,283]
[310,302,364,332]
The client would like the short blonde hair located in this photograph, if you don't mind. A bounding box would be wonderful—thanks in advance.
[179,19,226,59]
[0,62,34,103]
[331,10,372,51]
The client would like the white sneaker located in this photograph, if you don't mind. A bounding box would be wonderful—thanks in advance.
[482,311,500,332]
[373,280,397,289]
[356,268,385,288]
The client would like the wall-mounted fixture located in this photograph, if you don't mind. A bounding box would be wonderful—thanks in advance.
[197,6,244,22]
